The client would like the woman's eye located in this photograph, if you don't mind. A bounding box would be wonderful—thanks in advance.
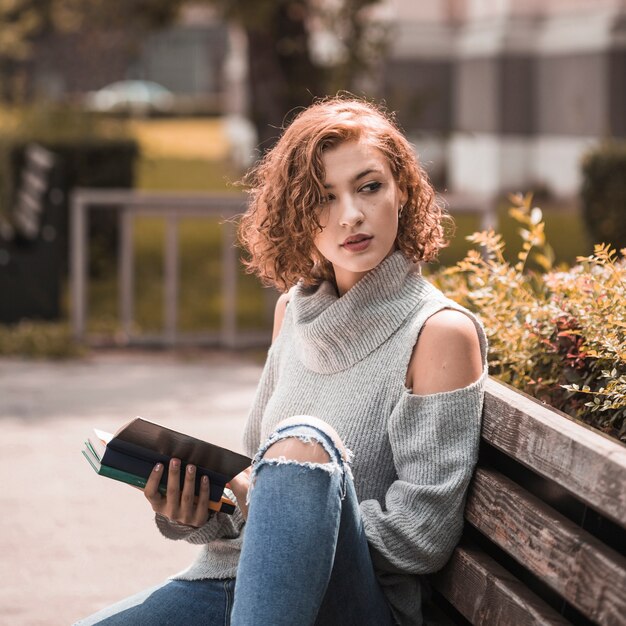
[319,194,335,204]
[361,182,382,193]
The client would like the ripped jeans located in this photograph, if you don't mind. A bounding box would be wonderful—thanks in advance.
[231,419,395,625]
[73,420,395,626]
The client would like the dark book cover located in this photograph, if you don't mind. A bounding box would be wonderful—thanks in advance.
[109,417,251,479]
[83,417,250,515]
[82,445,236,515]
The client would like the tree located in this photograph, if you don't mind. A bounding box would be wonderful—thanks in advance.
[0,0,46,102]
[215,0,388,150]
[0,0,388,150]
[0,0,183,102]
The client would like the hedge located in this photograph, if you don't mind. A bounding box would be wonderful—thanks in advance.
[581,141,626,253]
[433,193,626,443]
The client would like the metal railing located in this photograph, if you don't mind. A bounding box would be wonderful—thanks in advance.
[70,189,496,348]
[70,189,275,348]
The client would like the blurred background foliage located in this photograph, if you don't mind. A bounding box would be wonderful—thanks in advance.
[581,142,626,255]
[0,0,385,147]
[0,104,601,349]
[433,194,626,442]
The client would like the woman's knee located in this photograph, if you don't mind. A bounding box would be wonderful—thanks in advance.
[264,416,348,463]
[263,437,330,463]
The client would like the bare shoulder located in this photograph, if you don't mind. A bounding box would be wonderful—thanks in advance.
[405,308,483,395]
[272,289,294,342]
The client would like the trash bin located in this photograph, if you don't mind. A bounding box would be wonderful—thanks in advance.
[0,144,65,323]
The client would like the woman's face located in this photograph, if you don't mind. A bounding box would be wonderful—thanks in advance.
[313,139,407,295]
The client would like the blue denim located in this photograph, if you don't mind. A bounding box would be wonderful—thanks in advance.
[74,420,395,626]
[231,421,395,626]
[73,578,236,625]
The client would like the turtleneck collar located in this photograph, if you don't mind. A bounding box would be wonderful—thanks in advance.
[290,251,437,373]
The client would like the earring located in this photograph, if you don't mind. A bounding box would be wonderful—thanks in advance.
[399,204,404,218]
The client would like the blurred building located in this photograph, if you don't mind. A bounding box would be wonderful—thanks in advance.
[382,0,626,196]
[25,0,625,196]
[30,6,228,114]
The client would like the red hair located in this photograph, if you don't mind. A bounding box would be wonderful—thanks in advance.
[238,96,449,291]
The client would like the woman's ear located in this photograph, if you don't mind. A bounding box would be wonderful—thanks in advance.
[399,187,409,209]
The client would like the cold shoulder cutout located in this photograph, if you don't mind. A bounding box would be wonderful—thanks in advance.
[405,308,484,395]
[272,292,290,342]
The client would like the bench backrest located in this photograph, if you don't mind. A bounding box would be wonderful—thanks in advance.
[430,376,626,625]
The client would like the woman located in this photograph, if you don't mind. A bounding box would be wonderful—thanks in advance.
[77,97,487,625]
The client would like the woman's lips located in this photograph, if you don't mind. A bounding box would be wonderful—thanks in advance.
[342,235,373,252]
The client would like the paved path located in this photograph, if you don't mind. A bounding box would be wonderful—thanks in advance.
[0,350,263,625]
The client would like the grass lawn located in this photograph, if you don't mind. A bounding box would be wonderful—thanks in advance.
[434,199,591,271]
[136,157,240,193]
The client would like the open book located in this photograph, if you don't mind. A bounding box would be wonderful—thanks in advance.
[82,417,251,515]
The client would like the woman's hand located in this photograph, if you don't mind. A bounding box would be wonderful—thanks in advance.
[144,458,211,528]
[227,466,252,520]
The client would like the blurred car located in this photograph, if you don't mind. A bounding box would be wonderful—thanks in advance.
[84,80,175,115]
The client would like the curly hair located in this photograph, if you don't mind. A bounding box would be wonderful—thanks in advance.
[238,96,450,292]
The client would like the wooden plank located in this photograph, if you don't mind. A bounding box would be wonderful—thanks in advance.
[467,467,626,625]
[431,544,570,625]
[483,377,626,528]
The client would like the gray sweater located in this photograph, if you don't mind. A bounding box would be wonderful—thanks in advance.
[156,250,488,625]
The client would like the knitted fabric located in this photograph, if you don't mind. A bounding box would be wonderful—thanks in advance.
[156,250,488,625]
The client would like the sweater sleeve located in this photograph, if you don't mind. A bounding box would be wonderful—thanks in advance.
[154,488,246,543]
[360,367,486,575]
[242,333,282,458]
[154,332,283,543]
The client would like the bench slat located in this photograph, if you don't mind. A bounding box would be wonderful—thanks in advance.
[467,467,626,625]
[431,544,570,625]
[483,377,626,528]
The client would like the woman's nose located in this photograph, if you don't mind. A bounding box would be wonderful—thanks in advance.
[338,196,364,227]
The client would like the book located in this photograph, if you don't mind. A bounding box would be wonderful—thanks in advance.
[82,417,251,515]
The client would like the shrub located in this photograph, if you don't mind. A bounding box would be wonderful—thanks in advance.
[433,193,626,442]
[581,141,626,253]
[0,321,84,359]
[0,105,139,324]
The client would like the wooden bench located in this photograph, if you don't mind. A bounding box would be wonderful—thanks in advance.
[428,376,626,626]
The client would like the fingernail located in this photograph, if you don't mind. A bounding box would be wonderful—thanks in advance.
[172,458,180,469]
[154,463,162,472]
[187,465,195,474]
[202,475,208,484]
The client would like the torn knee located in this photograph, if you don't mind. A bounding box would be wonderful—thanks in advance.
[272,416,349,462]
[249,421,354,503]
[263,437,331,464]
